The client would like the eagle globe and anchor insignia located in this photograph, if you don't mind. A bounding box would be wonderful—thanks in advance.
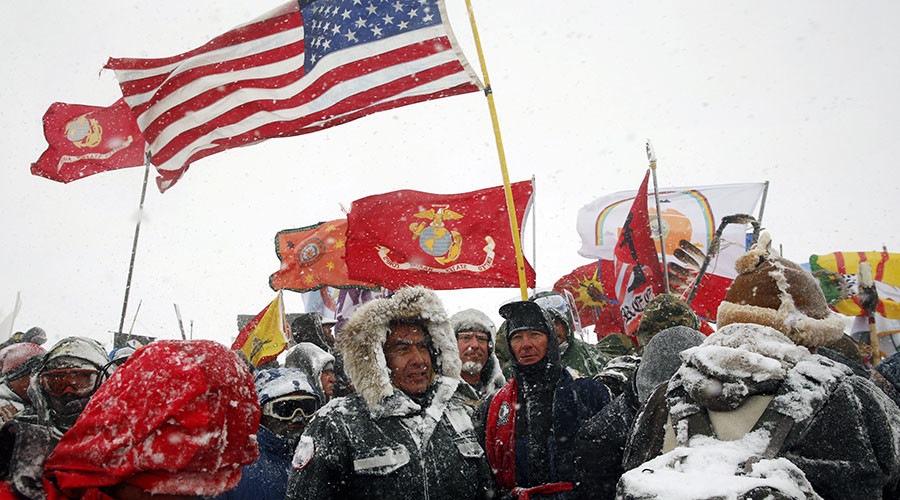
[376,204,498,274]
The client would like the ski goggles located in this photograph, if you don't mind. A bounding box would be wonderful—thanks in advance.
[533,293,570,315]
[262,394,319,422]
[39,368,101,397]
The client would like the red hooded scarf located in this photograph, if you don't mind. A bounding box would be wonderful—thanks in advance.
[44,340,260,497]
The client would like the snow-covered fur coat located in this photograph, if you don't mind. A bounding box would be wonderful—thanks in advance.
[285,287,493,500]
[621,323,900,499]
[450,308,506,403]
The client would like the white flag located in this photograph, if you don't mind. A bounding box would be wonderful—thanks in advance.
[577,182,766,279]
[0,292,22,341]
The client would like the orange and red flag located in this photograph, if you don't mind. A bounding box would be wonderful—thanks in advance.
[270,219,376,293]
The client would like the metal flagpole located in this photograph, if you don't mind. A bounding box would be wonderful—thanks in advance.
[465,0,529,300]
[117,161,151,345]
[645,140,670,294]
[757,180,770,224]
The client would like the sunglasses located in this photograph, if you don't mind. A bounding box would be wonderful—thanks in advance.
[262,394,319,421]
[40,368,100,397]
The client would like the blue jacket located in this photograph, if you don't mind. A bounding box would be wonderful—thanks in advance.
[214,426,295,500]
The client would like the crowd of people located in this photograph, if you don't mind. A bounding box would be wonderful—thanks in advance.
[2,233,900,499]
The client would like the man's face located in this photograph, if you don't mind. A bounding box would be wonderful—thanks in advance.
[320,369,336,398]
[8,375,31,402]
[554,319,568,345]
[509,329,548,366]
[39,366,101,417]
[260,391,319,440]
[384,323,432,396]
[457,331,489,374]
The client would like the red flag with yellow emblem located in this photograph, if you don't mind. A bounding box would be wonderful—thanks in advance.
[31,99,146,183]
[345,181,536,290]
[270,219,377,292]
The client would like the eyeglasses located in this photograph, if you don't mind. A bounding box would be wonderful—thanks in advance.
[262,394,319,422]
[457,332,490,344]
[39,369,100,397]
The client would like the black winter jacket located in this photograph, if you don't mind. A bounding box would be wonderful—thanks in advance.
[285,379,494,500]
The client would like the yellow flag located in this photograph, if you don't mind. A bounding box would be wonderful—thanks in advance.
[232,291,290,366]
[809,252,900,319]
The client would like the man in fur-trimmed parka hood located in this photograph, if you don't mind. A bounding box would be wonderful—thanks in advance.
[451,308,506,411]
[285,287,494,500]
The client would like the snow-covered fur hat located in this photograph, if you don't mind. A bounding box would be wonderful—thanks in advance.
[255,368,319,405]
[338,287,460,410]
[451,308,506,394]
[717,233,844,348]
[284,342,335,397]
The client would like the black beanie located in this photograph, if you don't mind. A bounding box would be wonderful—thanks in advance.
[499,301,554,343]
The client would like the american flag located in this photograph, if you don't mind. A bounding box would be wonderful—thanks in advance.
[106,0,482,191]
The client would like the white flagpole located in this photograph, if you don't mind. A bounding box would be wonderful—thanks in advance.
[646,140,670,294]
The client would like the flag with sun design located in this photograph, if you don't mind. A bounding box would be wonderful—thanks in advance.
[553,260,624,336]
[270,219,377,292]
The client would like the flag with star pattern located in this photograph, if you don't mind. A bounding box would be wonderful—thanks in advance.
[270,219,377,292]
[106,0,482,191]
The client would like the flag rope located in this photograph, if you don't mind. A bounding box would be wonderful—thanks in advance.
[464,0,529,299]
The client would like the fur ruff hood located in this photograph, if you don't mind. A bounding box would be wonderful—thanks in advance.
[451,308,506,395]
[338,287,461,410]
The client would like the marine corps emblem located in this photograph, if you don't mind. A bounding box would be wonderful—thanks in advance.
[65,114,103,148]
[409,204,464,264]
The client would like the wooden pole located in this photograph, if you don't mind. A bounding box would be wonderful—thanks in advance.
[117,162,151,345]
[465,0,529,300]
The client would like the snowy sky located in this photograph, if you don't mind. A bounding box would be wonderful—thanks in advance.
[2,1,898,349]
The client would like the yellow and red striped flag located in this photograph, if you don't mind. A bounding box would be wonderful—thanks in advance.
[231,291,290,366]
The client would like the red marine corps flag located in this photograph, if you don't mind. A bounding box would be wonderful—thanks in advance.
[346,181,536,290]
[31,99,146,183]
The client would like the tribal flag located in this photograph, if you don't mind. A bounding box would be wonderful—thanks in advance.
[614,171,664,295]
[577,181,765,321]
[31,99,146,183]
[270,219,377,292]
[346,181,535,289]
[231,291,290,366]
[809,251,900,320]
[106,0,482,192]
[552,260,621,333]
